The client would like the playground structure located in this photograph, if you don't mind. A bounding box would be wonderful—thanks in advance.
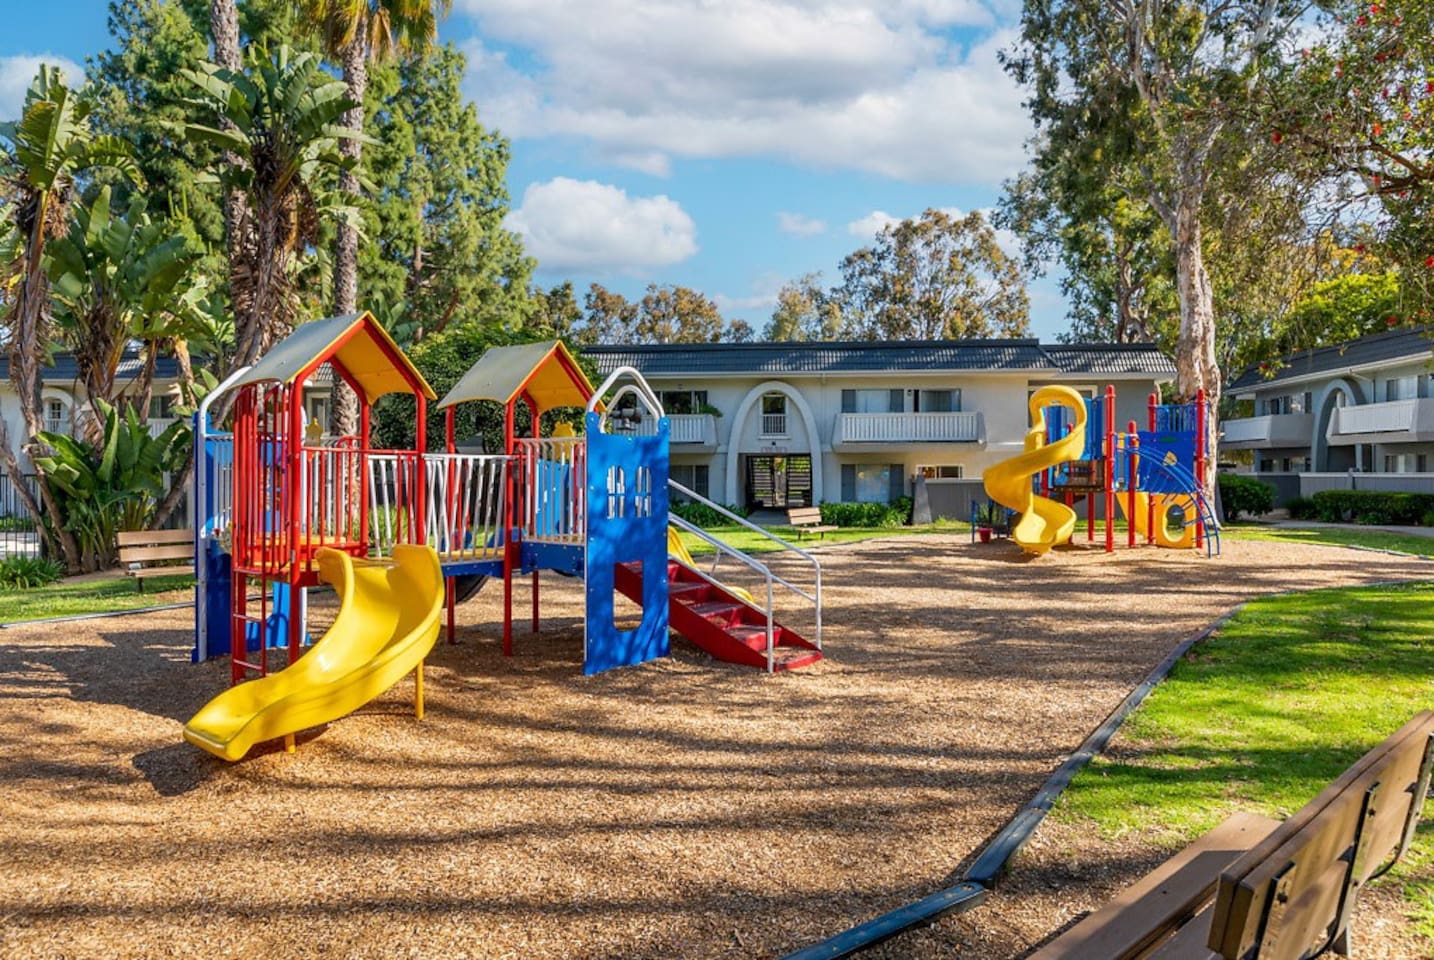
[186,318,823,759]
[982,384,1221,557]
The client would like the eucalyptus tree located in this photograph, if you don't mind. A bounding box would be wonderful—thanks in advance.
[300,0,451,438]
[0,66,141,566]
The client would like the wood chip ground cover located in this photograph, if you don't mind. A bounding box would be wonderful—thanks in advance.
[0,536,1428,958]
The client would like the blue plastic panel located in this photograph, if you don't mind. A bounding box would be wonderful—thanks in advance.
[583,413,670,675]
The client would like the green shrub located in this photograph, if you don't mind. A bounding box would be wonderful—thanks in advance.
[0,555,65,589]
[818,498,912,528]
[1423,509,1434,528]
[1285,496,1320,520]
[0,515,36,533]
[1310,489,1434,526]
[670,500,750,527]
[1218,474,1275,521]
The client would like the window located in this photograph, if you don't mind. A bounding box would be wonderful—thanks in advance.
[45,399,65,422]
[1386,376,1418,401]
[840,463,902,503]
[1420,454,1429,473]
[659,390,708,415]
[1258,458,1276,473]
[306,397,330,430]
[760,393,787,436]
[843,389,894,413]
[1263,395,1292,415]
[917,465,964,479]
[670,464,710,499]
[148,395,175,420]
[915,389,959,413]
[1383,453,1421,473]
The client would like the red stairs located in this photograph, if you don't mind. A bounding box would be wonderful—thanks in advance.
[615,560,822,671]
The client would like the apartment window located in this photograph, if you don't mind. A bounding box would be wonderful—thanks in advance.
[760,393,787,436]
[915,389,960,413]
[306,396,330,429]
[1382,453,1422,473]
[45,399,66,423]
[670,464,710,499]
[659,390,708,415]
[1420,455,1429,473]
[1385,376,1418,401]
[841,389,899,413]
[1263,395,1292,415]
[1279,457,1310,473]
[917,465,964,479]
[1258,458,1276,473]
[148,395,175,420]
[840,462,904,503]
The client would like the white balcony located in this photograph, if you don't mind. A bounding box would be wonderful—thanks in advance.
[833,411,984,451]
[1329,398,1434,444]
[147,417,179,438]
[761,413,788,437]
[1220,413,1313,450]
[669,413,717,448]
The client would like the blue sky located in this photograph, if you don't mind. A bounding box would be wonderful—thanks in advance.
[1,0,1070,340]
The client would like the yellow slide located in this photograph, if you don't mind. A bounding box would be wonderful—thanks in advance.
[982,385,1088,555]
[184,544,444,762]
[1115,491,1198,549]
[667,525,756,603]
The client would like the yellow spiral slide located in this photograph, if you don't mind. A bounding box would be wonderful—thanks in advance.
[982,385,1088,556]
[183,544,444,761]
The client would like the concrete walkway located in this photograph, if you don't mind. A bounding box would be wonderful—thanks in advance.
[1272,520,1434,539]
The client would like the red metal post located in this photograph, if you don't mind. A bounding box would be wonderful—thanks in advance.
[1087,492,1094,541]
[1147,393,1157,544]
[1104,385,1115,553]
[445,407,456,644]
[1128,422,1140,548]
[502,399,515,656]
[359,400,371,550]
[287,383,305,662]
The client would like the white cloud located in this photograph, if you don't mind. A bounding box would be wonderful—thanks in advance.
[847,210,902,237]
[505,177,698,272]
[777,212,827,236]
[457,2,1029,184]
[846,205,1022,258]
[0,54,84,121]
[607,150,673,177]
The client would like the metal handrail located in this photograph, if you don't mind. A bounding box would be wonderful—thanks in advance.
[668,479,823,667]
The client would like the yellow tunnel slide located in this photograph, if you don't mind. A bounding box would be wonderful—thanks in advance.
[982,385,1088,555]
[184,544,444,762]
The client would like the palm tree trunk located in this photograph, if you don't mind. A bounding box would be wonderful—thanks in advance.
[329,23,367,440]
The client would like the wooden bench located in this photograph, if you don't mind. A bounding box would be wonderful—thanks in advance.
[117,529,195,592]
[1029,710,1434,959]
[787,506,837,539]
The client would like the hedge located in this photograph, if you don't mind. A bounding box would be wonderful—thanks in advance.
[818,497,913,528]
[1310,489,1434,526]
[1218,474,1275,521]
[670,500,751,527]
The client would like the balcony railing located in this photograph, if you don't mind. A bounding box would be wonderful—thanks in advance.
[1220,413,1313,448]
[835,411,982,445]
[1329,398,1434,440]
[761,413,787,436]
[669,413,717,445]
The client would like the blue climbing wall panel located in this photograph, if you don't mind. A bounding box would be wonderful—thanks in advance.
[583,413,670,675]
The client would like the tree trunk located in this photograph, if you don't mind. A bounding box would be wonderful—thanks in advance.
[1170,193,1222,501]
[329,21,367,441]
[173,340,198,406]
[152,449,194,532]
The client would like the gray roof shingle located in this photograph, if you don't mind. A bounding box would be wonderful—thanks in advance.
[0,349,182,384]
[1229,326,1433,391]
[584,339,1173,378]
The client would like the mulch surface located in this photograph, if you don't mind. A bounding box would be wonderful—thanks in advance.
[0,536,1429,958]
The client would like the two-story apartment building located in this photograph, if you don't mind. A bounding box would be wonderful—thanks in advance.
[584,339,1174,513]
[1225,326,1434,501]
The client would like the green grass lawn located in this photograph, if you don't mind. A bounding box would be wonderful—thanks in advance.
[1223,522,1434,558]
[0,574,194,623]
[1056,581,1434,939]
[678,518,969,556]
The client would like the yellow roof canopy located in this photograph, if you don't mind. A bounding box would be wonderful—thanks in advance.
[230,312,436,404]
[436,340,594,414]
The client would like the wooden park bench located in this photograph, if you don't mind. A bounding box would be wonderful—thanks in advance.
[117,528,195,592]
[787,506,837,539]
[1028,710,1434,959]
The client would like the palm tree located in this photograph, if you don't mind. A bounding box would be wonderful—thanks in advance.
[0,65,142,568]
[180,44,365,367]
[301,0,451,439]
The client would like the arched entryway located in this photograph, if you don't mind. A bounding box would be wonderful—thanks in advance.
[1311,377,1366,471]
[726,381,823,509]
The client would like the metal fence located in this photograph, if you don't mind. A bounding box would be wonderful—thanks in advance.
[0,472,44,558]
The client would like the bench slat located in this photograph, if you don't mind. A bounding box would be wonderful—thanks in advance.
[1141,905,1220,959]
[119,545,195,563]
[1028,812,1279,960]
[131,565,194,578]
[117,529,193,546]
